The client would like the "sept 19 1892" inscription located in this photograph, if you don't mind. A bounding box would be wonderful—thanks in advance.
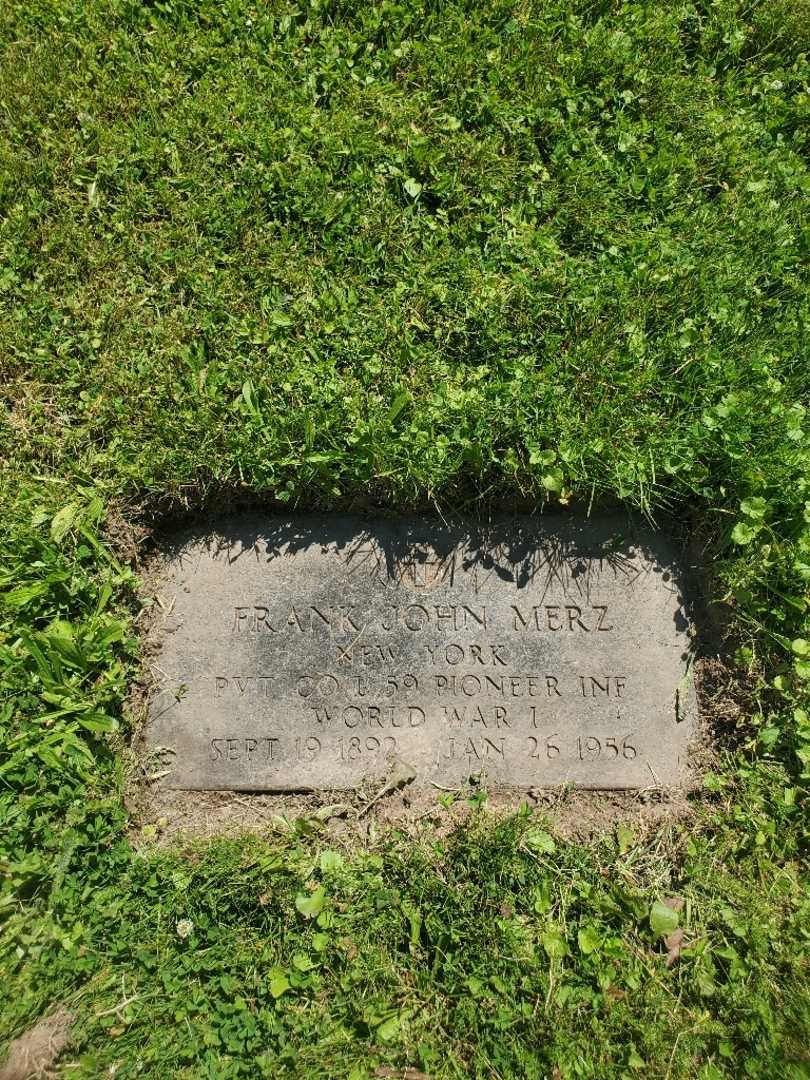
[145,514,696,790]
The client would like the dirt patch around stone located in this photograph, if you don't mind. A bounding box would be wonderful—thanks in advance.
[121,504,750,847]
[127,772,702,849]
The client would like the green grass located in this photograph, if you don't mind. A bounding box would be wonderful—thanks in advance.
[1,0,809,1076]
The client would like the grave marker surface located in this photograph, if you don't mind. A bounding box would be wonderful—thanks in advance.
[146,515,696,790]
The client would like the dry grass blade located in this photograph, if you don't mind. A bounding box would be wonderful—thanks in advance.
[374,1069,433,1080]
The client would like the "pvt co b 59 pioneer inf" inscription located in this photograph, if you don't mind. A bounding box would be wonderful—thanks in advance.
[145,514,697,790]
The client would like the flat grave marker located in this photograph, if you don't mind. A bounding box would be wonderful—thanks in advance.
[145,515,696,790]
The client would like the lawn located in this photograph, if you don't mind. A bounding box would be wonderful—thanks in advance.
[1,1,808,1076]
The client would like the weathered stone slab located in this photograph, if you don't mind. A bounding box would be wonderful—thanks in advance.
[145,515,696,791]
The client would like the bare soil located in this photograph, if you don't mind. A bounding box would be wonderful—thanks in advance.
[127,772,703,848]
[0,1009,73,1080]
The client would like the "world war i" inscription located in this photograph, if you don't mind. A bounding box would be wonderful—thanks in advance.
[145,515,696,791]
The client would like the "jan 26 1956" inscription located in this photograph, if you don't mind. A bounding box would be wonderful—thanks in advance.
[145,514,696,790]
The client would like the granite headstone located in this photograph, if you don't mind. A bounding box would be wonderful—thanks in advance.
[145,515,696,790]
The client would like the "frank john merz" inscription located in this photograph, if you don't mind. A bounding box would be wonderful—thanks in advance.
[146,515,696,790]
